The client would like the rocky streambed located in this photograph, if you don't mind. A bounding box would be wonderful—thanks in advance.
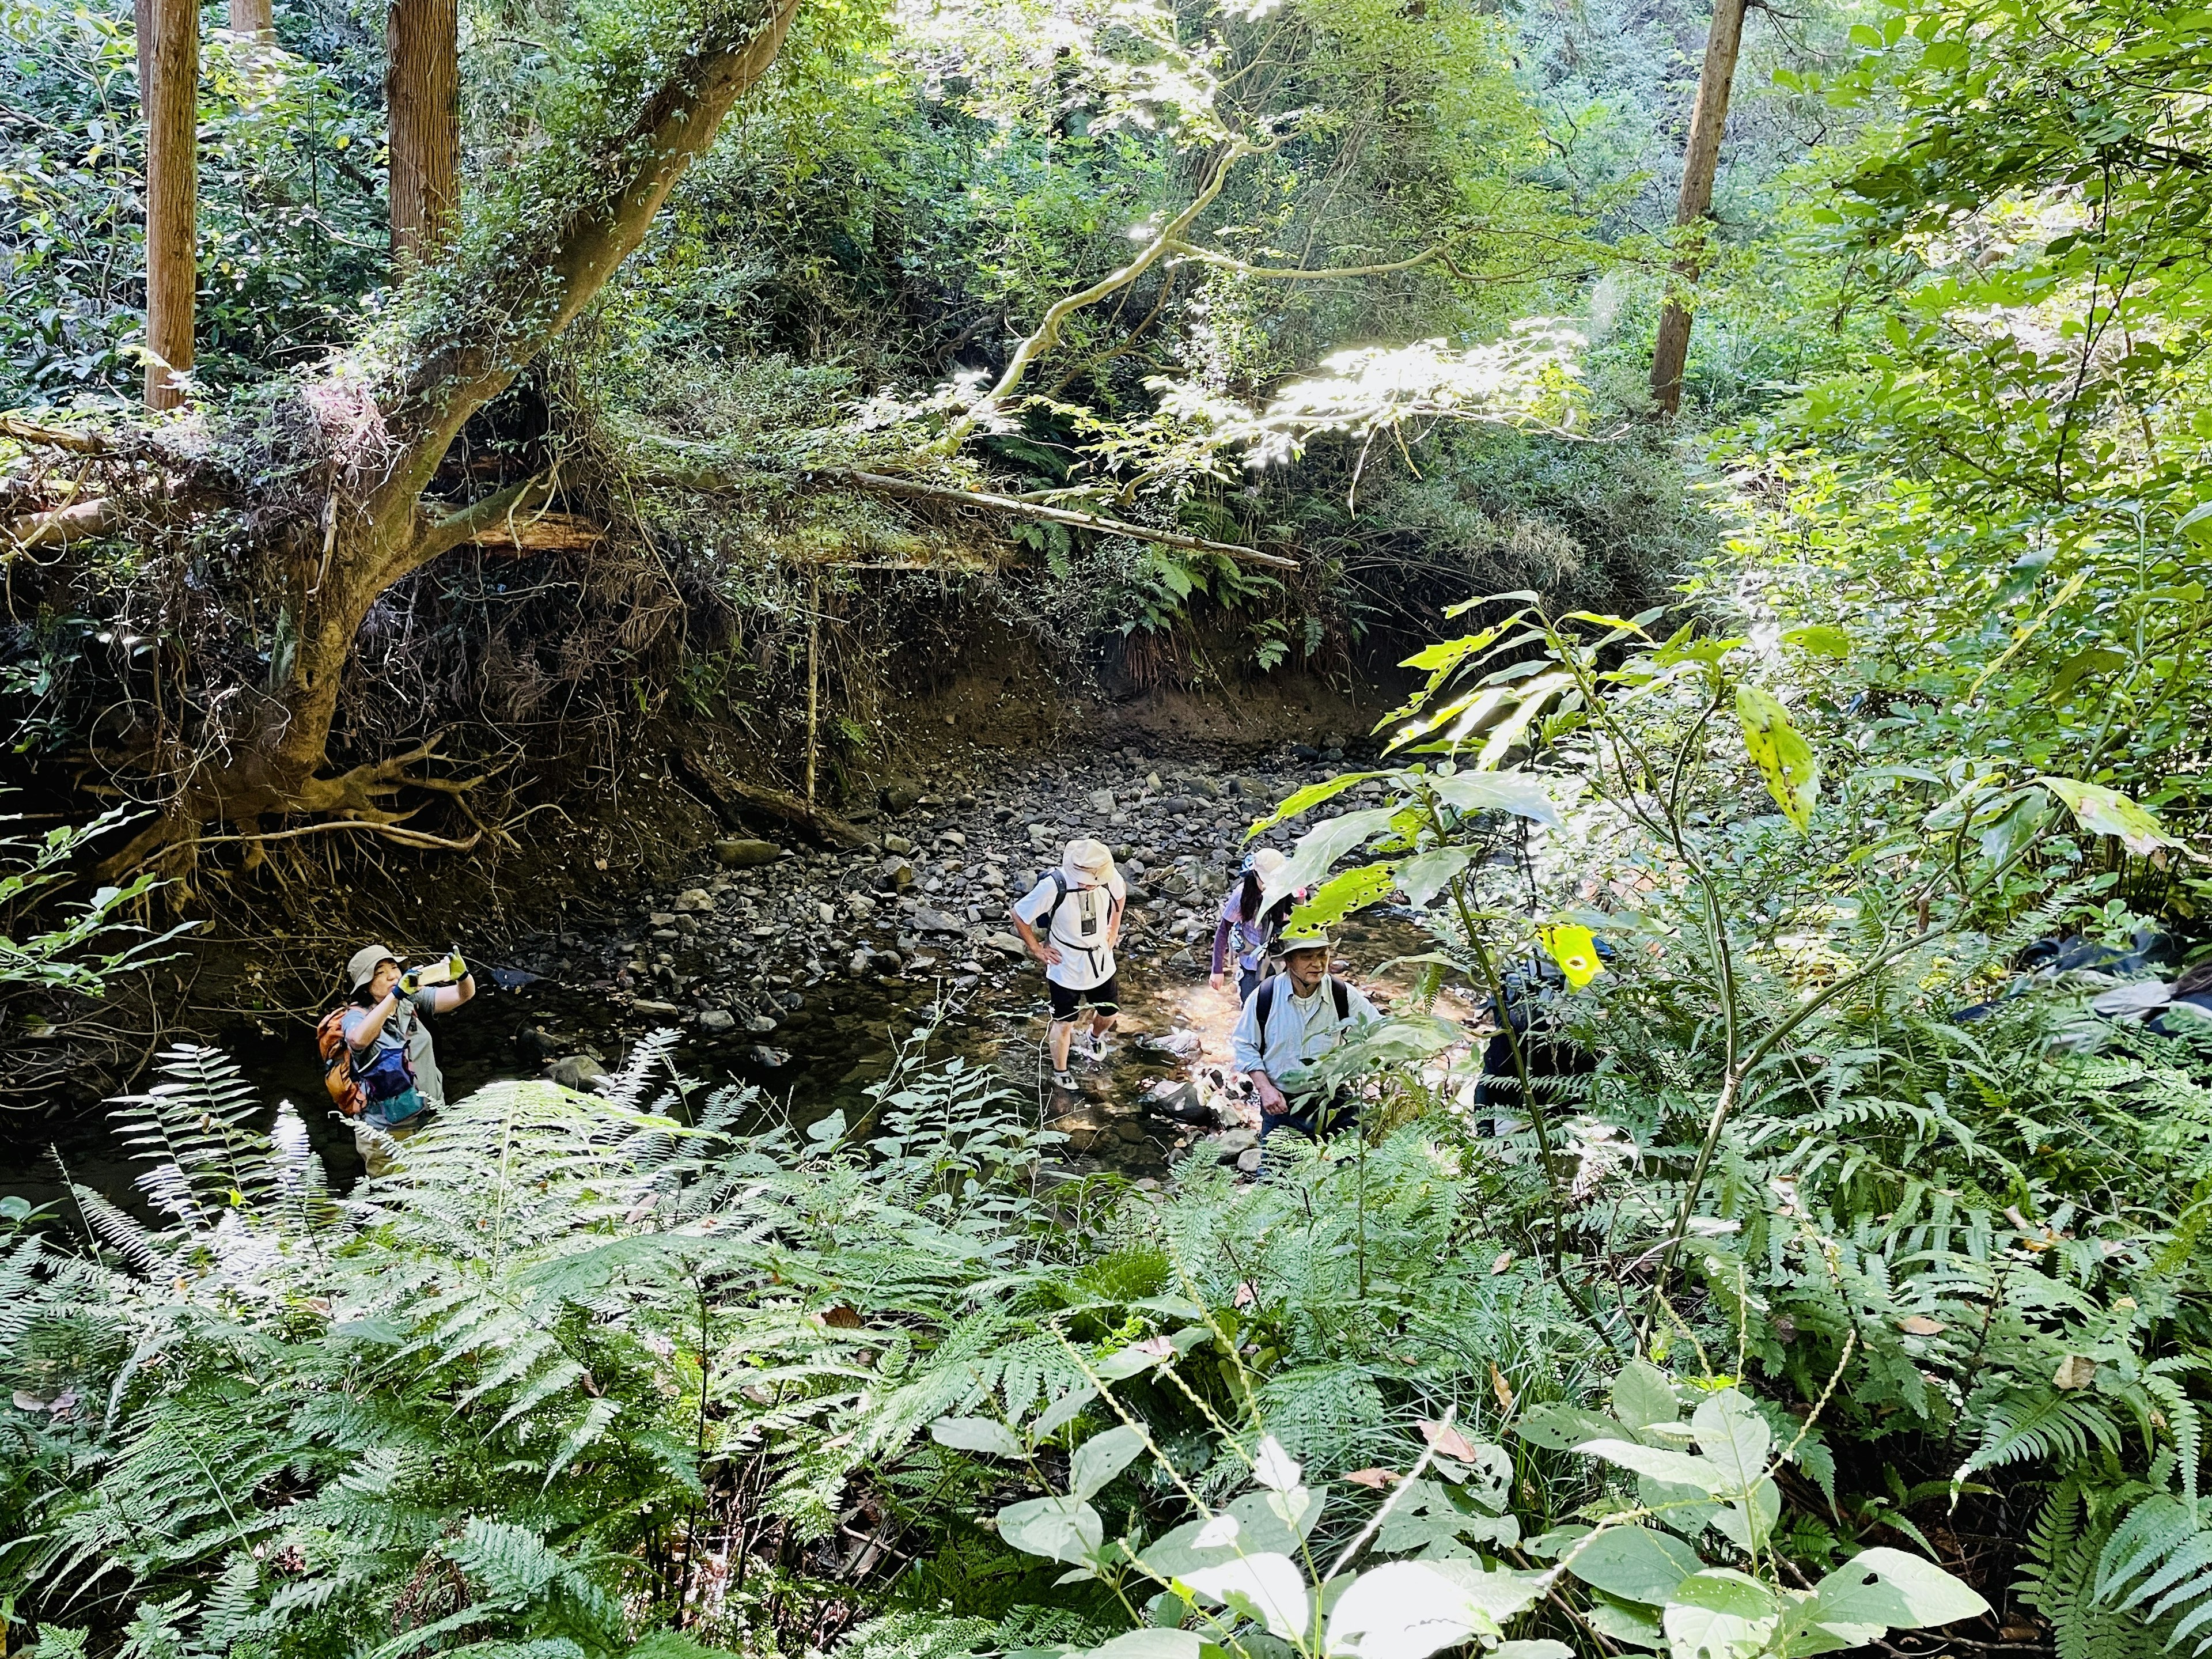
[7,741,1468,1214]
[489,740,1450,1180]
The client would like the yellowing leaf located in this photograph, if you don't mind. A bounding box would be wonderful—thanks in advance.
[1540,923,1603,989]
[1736,686,1819,831]
[2037,776,2182,858]
[1781,624,1850,658]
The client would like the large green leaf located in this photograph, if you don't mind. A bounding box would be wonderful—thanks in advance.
[1325,1560,1545,1659]
[1573,1440,1728,1494]
[1425,769,1566,828]
[1291,862,1399,931]
[1245,771,1386,837]
[1396,848,1479,908]
[1563,1525,1701,1605]
[1611,1363,1681,1434]
[2037,775,2182,857]
[1176,1552,1310,1641]
[1070,1425,1147,1499]
[1082,1634,1206,1659]
[1805,1548,1989,1633]
[1267,808,1403,903]
[1736,686,1820,831]
[1511,1403,1624,1451]
[999,1495,1105,1564]
[1688,1389,1770,1488]
[931,1417,1023,1458]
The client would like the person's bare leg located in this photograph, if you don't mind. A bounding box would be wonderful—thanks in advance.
[1090,1011,1117,1056]
[1050,1017,1075,1074]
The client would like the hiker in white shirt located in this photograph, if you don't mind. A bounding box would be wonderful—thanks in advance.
[1231,925,1379,1140]
[1010,838,1126,1092]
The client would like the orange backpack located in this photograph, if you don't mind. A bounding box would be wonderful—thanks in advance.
[317,1006,367,1117]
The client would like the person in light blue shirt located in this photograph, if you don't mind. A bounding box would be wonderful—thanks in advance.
[1231,926,1380,1141]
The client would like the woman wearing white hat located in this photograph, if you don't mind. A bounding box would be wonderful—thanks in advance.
[1210,847,1293,1002]
[1009,838,1126,1091]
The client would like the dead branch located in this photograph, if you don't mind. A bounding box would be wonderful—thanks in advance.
[1161,240,1467,282]
[815,468,1298,570]
[0,415,118,454]
[472,510,604,552]
[674,750,872,849]
[416,474,564,562]
[5,498,119,551]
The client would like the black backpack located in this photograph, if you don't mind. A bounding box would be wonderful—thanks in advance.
[1253,974,1350,1028]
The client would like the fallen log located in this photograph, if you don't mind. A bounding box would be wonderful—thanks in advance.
[4,498,119,551]
[674,749,871,849]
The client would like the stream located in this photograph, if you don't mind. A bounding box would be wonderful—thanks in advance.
[2,742,1474,1218]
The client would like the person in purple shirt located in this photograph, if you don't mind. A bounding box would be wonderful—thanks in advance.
[1210,847,1293,1002]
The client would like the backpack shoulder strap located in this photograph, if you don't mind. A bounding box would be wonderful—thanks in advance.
[1331,977,1350,1021]
[1041,870,1071,933]
[1255,976,1277,1028]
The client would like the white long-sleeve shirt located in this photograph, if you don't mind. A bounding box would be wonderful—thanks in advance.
[1231,973,1381,1084]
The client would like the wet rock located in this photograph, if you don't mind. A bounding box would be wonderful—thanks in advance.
[882,834,915,855]
[634,998,682,1016]
[750,1045,790,1067]
[914,908,965,934]
[1113,1120,1148,1144]
[849,893,880,919]
[696,1008,736,1033]
[1187,776,1224,800]
[746,1013,779,1035]
[1235,1146,1263,1173]
[878,857,915,890]
[1088,787,1116,815]
[675,888,715,911]
[1157,794,1196,816]
[715,838,782,868]
[1215,1128,1257,1153]
[847,948,873,976]
[547,1054,608,1091]
[881,778,925,812]
[938,829,968,849]
[1233,776,1269,799]
[817,902,836,925]
[984,931,1029,958]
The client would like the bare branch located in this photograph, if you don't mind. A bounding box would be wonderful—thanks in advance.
[413,474,562,563]
[818,468,1298,570]
[944,138,1265,446]
[1161,240,1466,282]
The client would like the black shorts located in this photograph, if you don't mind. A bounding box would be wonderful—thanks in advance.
[1050,975,1121,1020]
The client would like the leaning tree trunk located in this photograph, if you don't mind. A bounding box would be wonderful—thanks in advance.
[387,0,460,263]
[101,0,802,879]
[228,0,275,39]
[143,0,198,411]
[1648,0,1747,418]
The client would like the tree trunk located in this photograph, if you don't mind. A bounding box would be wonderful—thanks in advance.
[228,0,275,39]
[1648,0,1747,418]
[387,0,460,265]
[143,0,198,411]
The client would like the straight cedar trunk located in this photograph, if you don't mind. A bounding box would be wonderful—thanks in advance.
[229,0,276,39]
[387,0,460,264]
[1648,0,1748,417]
[143,0,198,411]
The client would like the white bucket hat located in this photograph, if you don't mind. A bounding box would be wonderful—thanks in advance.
[1062,837,1116,886]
